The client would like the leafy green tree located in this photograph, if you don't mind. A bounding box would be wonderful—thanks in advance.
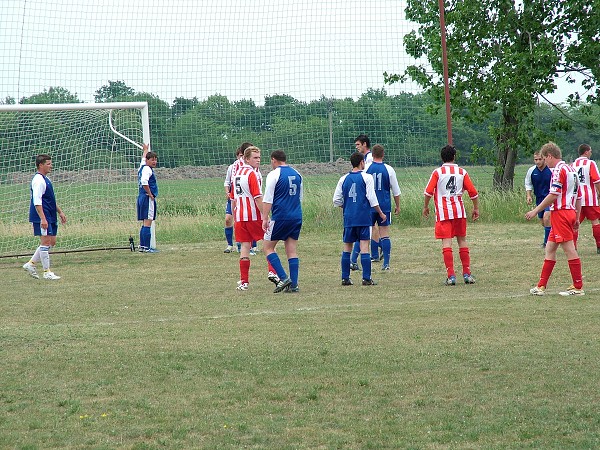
[20,86,80,104]
[94,80,135,103]
[385,0,599,189]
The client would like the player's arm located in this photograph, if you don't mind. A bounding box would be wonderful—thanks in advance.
[463,174,480,220]
[422,171,438,217]
[525,166,534,204]
[333,176,345,207]
[387,166,401,214]
[262,202,272,231]
[56,205,67,224]
[32,176,48,228]
[34,205,48,229]
[142,143,150,159]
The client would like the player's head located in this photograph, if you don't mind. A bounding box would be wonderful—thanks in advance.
[270,149,287,163]
[540,142,561,160]
[372,144,384,159]
[237,142,253,158]
[35,154,53,174]
[145,151,158,167]
[350,151,364,168]
[244,145,261,168]
[354,134,370,153]
[533,151,545,169]
[578,143,592,157]
[440,144,456,163]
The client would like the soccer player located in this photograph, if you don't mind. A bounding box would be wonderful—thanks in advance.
[571,144,600,252]
[223,143,251,253]
[231,146,277,290]
[23,154,67,280]
[526,142,584,296]
[137,143,159,253]
[364,144,401,270]
[333,152,386,286]
[423,144,479,285]
[262,150,303,293]
[525,151,552,247]
[350,134,380,267]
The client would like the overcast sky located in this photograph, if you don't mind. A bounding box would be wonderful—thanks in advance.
[0,0,578,105]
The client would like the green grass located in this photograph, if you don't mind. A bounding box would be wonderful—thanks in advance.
[2,221,600,448]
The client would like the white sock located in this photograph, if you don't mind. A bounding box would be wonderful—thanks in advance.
[40,246,50,271]
[30,246,42,264]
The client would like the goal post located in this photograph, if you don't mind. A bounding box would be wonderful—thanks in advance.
[0,101,152,257]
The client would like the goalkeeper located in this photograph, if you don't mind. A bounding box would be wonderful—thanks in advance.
[137,143,159,252]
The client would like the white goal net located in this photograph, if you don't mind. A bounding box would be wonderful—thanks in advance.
[0,102,150,257]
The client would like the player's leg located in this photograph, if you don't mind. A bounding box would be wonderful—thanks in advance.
[541,210,551,247]
[350,240,360,269]
[378,214,391,269]
[41,229,60,280]
[224,200,234,253]
[284,238,300,291]
[531,224,559,295]
[457,234,474,284]
[436,220,456,285]
[23,224,42,279]
[358,226,376,285]
[341,228,355,285]
[560,240,583,293]
[592,218,600,253]
[370,225,381,261]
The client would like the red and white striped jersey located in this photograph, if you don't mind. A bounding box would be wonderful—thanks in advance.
[424,163,478,222]
[572,157,600,206]
[230,164,263,222]
[549,161,580,210]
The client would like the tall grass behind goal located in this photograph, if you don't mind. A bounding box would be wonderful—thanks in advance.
[0,102,150,257]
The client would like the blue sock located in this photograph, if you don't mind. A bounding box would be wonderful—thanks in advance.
[288,257,299,287]
[139,227,145,249]
[267,253,287,280]
[361,253,372,280]
[225,226,234,246]
[380,237,391,266]
[350,241,360,264]
[371,239,380,260]
[251,240,257,248]
[341,251,351,279]
[544,226,551,245]
[142,226,152,248]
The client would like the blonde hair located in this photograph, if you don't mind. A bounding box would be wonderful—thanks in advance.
[540,142,561,159]
[244,145,260,161]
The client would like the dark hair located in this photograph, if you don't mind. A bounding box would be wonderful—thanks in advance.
[270,149,286,162]
[35,154,51,167]
[350,152,364,168]
[146,151,158,160]
[579,143,592,156]
[236,142,253,156]
[372,144,384,158]
[440,144,456,163]
[355,134,370,148]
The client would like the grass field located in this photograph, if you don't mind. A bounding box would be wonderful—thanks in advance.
[2,220,600,448]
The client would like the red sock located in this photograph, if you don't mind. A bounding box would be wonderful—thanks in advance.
[593,224,600,248]
[442,247,454,277]
[568,258,583,289]
[239,257,250,284]
[459,247,471,275]
[538,259,556,288]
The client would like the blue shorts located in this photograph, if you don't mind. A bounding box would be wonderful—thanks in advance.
[537,207,550,219]
[225,199,233,215]
[137,195,157,221]
[264,219,302,241]
[343,226,371,244]
[33,222,58,236]
[371,211,391,226]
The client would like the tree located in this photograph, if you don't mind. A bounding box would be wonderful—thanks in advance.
[20,86,80,104]
[94,80,135,103]
[385,0,599,189]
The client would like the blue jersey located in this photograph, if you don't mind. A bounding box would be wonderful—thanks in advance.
[525,165,551,203]
[366,161,401,213]
[29,173,57,223]
[138,163,158,198]
[263,165,303,221]
[333,171,379,227]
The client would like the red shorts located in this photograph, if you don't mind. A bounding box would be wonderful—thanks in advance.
[580,206,600,222]
[234,220,264,243]
[548,209,577,243]
[435,218,467,239]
